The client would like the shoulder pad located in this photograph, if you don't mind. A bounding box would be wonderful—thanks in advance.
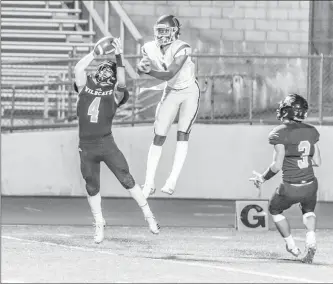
[141,41,155,57]
[172,40,191,58]
[268,125,287,145]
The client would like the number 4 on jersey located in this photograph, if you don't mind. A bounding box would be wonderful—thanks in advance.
[88,97,101,123]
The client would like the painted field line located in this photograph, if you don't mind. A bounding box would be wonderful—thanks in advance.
[193,213,234,217]
[199,204,233,208]
[24,207,42,212]
[2,279,26,283]
[166,260,322,283]
[2,235,322,283]
[2,235,117,256]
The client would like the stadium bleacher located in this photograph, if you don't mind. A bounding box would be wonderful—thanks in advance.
[1,1,149,126]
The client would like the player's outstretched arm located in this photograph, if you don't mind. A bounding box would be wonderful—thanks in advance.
[312,143,321,167]
[74,51,96,93]
[147,54,188,81]
[250,144,285,189]
[113,38,129,106]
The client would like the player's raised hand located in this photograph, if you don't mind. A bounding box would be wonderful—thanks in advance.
[249,170,265,189]
[112,37,123,55]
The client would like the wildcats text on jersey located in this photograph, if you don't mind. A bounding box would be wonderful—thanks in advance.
[84,85,114,96]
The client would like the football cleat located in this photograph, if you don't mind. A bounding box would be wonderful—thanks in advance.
[161,180,176,195]
[161,186,175,195]
[145,216,160,234]
[301,243,317,264]
[141,184,156,199]
[286,245,302,257]
[93,219,106,244]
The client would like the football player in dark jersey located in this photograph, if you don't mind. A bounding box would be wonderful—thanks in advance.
[74,37,160,244]
[250,94,321,264]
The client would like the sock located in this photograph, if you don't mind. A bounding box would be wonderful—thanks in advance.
[87,193,104,223]
[144,144,162,186]
[306,231,316,245]
[166,141,188,186]
[284,235,296,249]
[129,184,153,217]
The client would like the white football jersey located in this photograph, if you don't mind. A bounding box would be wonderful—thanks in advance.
[141,39,196,89]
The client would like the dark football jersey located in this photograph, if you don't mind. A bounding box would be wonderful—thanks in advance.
[77,75,118,140]
[268,122,320,183]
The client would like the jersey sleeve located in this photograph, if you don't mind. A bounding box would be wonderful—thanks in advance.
[141,42,154,60]
[313,127,320,143]
[268,127,286,145]
[74,74,89,94]
[141,44,148,57]
[173,41,191,58]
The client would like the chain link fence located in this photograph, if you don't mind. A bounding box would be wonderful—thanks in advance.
[2,54,333,132]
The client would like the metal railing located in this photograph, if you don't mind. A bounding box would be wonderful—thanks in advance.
[2,54,333,132]
[80,0,142,79]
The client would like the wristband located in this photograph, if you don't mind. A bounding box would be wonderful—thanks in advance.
[262,167,277,181]
[117,85,126,92]
[115,54,123,66]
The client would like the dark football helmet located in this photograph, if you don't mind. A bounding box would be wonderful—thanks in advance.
[276,93,308,122]
[94,60,117,85]
[153,15,181,47]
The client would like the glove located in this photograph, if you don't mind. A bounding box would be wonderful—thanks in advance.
[249,170,265,189]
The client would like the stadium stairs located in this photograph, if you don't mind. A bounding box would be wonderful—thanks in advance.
[1,0,141,126]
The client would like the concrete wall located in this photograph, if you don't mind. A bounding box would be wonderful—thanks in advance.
[2,124,333,201]
[93,1,310,55]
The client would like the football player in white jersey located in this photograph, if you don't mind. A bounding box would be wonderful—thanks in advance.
[137,15,200,198]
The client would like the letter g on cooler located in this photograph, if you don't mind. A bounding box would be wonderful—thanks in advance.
[235,200,269,231]
[240,204,265,228]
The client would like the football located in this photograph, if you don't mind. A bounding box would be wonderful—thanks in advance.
[93,36,115,56]
[137,57,152,73]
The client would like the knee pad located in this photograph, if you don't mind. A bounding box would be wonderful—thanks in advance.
[153,135,166,146]
[272,214,286,223]
[177,131,190,141]
[86,184,99,196]
[303,212,316,224]
[122,174,135,190]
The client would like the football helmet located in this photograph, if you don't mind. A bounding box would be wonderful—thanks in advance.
[94,60,117,86]
[154,15,181,47]
[276,93,308,121]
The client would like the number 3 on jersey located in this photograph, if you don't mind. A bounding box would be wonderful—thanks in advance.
[88,97,101,123]
[298,140,311,169]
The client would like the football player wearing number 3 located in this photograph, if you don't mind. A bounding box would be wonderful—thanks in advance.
[250,94,321,264]
[74,36,160,244]
[137,15,200,198]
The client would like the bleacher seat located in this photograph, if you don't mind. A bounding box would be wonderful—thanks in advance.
[1,0,94,62]
[1,0,142,123]
[1,0,95,120]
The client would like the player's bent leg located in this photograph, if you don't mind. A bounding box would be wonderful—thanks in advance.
[269,185,301,257]
[298,180,318,263]
[144,91,180,197]
[87,191,106,244]
[271,214,301,257]
[127,183,160,234]
[79,149,105,244]
[142,135,166,198]
[301,212,317,264]
[161,131,189,195]
[161,83,200,195]
[103,142,160,234]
